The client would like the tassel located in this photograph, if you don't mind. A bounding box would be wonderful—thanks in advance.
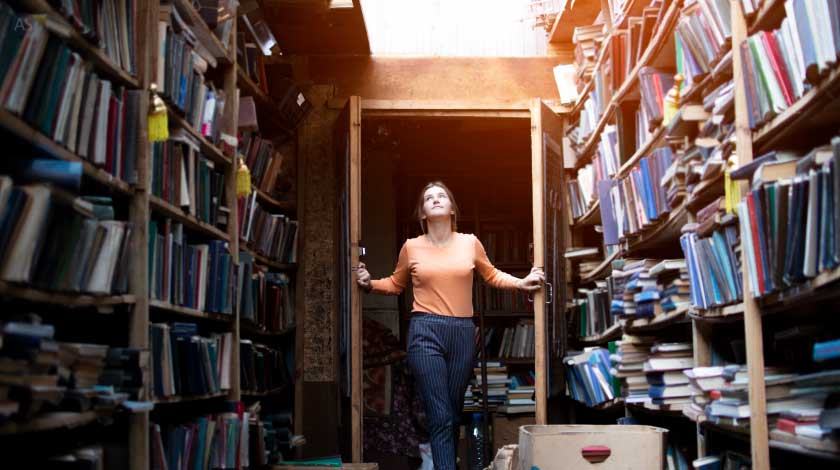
[236,156,252,198]
[148,83,169,142]
[724,155,740,214]
[663,74,685,125]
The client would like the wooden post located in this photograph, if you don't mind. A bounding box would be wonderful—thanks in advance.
[349,96,364,462]
[731,1,770,468]
[530,98,548,425]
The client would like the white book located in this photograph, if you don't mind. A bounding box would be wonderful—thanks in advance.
[751,36,787,112]
[220,332,233,390]
[157,22,168,93]
[552,64,578,104]
[52,53,81,143]
[93,80,112,165]
[197,244,209,312]
[86,221,125,294]
[78,76,99,159]
[779,20,804,99]
[1,185,51,282]
[737,202,760,296]
[65,67,88,151]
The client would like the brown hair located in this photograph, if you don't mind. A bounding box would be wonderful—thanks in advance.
[416,181,459,233]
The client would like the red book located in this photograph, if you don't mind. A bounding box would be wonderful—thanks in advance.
[105,93,118,174]
[761,31,794,106]
[777,418,798,434]
[746,192,766,295]
[653,74,664,115]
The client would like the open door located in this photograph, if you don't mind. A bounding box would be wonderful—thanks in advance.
[337,96,363,462]
[530,99,568,425]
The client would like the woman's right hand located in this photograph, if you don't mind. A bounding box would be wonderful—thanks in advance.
[356,262,372,292]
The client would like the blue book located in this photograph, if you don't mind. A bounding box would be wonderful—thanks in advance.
[712,231,739,300]
[814,339,840,362]
[791,0,819,84]
[193,417,208,470]
[598,180,619,245]
[640,157,658,219]
[6,159,83,193]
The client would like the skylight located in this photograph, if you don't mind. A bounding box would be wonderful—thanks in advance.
[359,0,549,57]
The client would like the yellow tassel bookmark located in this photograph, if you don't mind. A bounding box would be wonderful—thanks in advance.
[148,84,169,142]
[236,156,252,198]
[663,74,685,126]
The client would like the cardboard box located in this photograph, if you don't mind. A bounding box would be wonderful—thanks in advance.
[518,425,668,470]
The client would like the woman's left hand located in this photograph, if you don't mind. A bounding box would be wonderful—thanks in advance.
[516,267,545,292]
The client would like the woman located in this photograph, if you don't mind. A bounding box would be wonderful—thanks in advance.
[355,181,544,470]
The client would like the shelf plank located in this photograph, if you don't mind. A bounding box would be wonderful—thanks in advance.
[0,109,133,195]
[241,385,289,398]
[0,411,103,435]
[760,265,840,312]
[623,204,688,255]
[149,299,234,322]
[577,322,622,346]
[573,199,601,227]
[149,195,231,242]
[19,0,140,88]
[616,123,666,179]
[689,303,745,322]
[237,66,278,111]
[239,242,297,271]
[752,64,840,154]
[152,391,228,405]
[570,397,625,411]
[623,304,690,332]
[487,358,535,364]
[171,0,233,65]
[547,0,602,44]
[240,322,296,339]
[166,105,232,167]
[579,250,620,284]
[255,188,297,213]
[0,281,135,308]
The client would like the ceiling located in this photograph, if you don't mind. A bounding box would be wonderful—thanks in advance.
[259,0,371,55]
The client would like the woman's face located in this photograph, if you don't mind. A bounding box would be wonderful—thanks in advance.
[422,185,453,221]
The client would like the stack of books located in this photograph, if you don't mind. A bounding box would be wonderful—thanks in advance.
[608,259,658,318]
[149,322,233,399]
[643,342,695,411]
[498,370,536,414]
[611,335,655,405]
[566,347,620,407]
[682,365,735,423]
[573,24,605,88]
[98,347,148,400]
[493,321,535,359]
[464,362,509,411]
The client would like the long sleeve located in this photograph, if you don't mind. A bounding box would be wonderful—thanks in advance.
[473,236,520,290]
[370,243,410,295]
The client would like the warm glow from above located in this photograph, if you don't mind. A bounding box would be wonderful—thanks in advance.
[359,0,549,57]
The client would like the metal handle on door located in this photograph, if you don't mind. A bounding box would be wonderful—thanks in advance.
[545,282,553,304]
[358,246,367,257]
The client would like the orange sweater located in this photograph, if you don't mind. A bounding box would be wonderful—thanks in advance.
[370,232,520,317]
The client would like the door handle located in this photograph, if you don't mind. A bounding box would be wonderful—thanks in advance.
[545,282,553,304]
[358,246,367,257]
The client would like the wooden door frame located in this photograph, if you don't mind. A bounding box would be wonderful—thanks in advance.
[344,98,567,460]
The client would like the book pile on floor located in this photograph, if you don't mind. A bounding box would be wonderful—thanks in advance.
[611,335,654,405]
[643,342,694,411]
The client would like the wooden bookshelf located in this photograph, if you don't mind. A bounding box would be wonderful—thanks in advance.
[240,322,297,339]
[622,304,690,332]
[149,299,234,322]
[616,124,666,178]
[0,109,133,195]
[689,303,745,322]
[579,250,619,284]
[166,104,232,167]
[18,0,140,88]
[489,357,535,365]
[237,66,277,111]
[240,242,297,271]
[149,195,231,242]
[760,265,840,312]
[0,411,104,435]
[0,281,136,308]
[751,64,840,154]
[573,0,682,168]
[623,204,688,255]
[768,440,840,462]
[241,385,289,398]
[171,0,234,65]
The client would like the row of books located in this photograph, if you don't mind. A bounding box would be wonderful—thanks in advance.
[567,173,594,220]
[474,281,533,315]
[681,213,743,309]
[733,141,840,297]
[565,347,620,407]
[149,322,234,399]
[52,0,139,77]
[0,175,132,294]
[1,6,142,184]
[739,0,839,129]
[193,0,237,50]
[638,67,676,128]
[240,340,292,394]
[493,321,535,359]
[151,404,248,470]
[600,147,674,244]
[1,317,144,423]
[237,253,296,333]
[238,194,299,264]
[148,220,236,314]
[573,284,614,338]
[573,24,605,88]
[675,0,732,86]
[158,3,227,144]
[479,228,530,266]
[151,133,227,228]
[239,131,286,196]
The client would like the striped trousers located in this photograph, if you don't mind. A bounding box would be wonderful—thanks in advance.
[407,313,476,470]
